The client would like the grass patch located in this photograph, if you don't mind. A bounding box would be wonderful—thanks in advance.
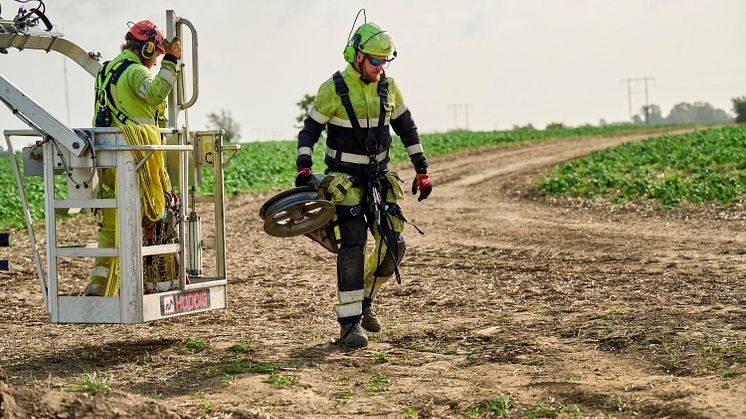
[71,372,110,393]
[720,369,739,378]
[367,372,390,393]
[227,340,254,353]
[221,360,277,375]
[521,402,565,418]
[402,406,419,419]
[184,337,209,351]
[372,350,389,364]
[465,394,511,417]
[262,372,301,389]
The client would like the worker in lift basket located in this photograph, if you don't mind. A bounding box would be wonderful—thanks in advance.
[83,20,181,296]
[295,19,433,347]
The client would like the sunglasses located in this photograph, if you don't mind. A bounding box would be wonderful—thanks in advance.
[365,55,393,66]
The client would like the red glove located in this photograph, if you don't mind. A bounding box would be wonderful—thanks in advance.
[295,168,312,187]
[411,173,432,201]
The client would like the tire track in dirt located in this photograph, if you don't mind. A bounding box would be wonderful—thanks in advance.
[1,127,744,418]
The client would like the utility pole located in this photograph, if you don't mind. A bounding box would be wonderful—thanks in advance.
[448,104,459,129]
[447,103,472,130]
[620,77,655,124]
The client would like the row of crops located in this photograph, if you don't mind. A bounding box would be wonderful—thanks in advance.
[534,124,746,206]
[216,124,677,195]
[0,123,733,228]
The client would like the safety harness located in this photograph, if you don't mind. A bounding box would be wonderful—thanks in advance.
[332,70,390,177]
[94,60,138,127]
[331,70,404,344]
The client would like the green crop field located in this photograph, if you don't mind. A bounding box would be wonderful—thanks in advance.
[211,124,678,195]
[0,124,683,229]
[534,124,746,207]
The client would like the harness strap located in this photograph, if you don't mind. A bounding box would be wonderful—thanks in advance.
[331,71,390,178]
[375,73,390,163]
[95,60,139,126]
[332,71,365,148]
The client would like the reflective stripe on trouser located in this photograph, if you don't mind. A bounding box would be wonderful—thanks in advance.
[334,199,405,324]
[87,172,118,293]
[335,212,367,324]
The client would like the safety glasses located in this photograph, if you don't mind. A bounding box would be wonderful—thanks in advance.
[365,55,394,66]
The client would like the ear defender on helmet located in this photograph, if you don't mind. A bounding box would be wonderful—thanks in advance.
[342,21,396,64]
[140,30,157,59]
[343,33,361,63]
[128,20,164,60]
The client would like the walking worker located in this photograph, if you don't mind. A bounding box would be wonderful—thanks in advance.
[84,20,181,296]
[295,17,433,347]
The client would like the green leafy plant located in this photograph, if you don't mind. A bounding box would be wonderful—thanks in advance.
[262,372,301,389]
[402,406,419,419]
[184,337,209,351]
[0,124,678,229]
[71,372,110,393]
[367,372,390,393]
[373,350,389,364]
[534,125,746,208]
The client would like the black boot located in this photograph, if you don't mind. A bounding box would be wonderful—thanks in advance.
[361,299,382,333]
[339,322,368,347]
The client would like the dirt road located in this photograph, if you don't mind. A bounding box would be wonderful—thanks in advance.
[1,129,744,418]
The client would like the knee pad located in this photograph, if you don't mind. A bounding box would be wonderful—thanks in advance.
[337,247,364,292]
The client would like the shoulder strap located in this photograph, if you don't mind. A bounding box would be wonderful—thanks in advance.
[376,73,390,147]
[96,60,138,126]
[332,71,365,143]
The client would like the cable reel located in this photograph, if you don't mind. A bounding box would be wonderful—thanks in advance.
[259,182,335,238]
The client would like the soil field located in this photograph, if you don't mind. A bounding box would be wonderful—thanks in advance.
[1,129,744,418]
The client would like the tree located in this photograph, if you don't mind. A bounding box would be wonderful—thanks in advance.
[633,102,733,126]
[295,94,315,129]
[206,109,241,142]
[640,104,664,125]
[666,102,732,125]
[732,96,746,123]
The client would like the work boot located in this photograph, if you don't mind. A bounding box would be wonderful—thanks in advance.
[339,322,368,348]
[361,304,381,333]
[83,283,104,297]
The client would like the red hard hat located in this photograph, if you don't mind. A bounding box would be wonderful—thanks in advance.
[128,20,165,54]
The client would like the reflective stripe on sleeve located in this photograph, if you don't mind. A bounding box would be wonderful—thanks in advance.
[157,67,177,85]
[326,147,388,164]
[297,146,313,157]
[338,289,365,304]
[138,79,152,100]
[391,104,408,119]
[405,143,424,156]
[309,108,331,124]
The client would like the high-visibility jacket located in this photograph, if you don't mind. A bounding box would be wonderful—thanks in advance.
[297,64,428,176]
[92,49,178,128]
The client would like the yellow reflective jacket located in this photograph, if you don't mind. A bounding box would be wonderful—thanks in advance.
[92,49,177,128]
[297,64,428,175]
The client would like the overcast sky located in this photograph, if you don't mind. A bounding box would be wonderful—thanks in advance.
[1,0,745,145]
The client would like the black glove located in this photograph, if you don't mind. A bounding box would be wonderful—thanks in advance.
[411,173,432,202]
[295,167,313,187]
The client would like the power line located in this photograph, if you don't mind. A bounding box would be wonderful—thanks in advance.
[621,77,655,124]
